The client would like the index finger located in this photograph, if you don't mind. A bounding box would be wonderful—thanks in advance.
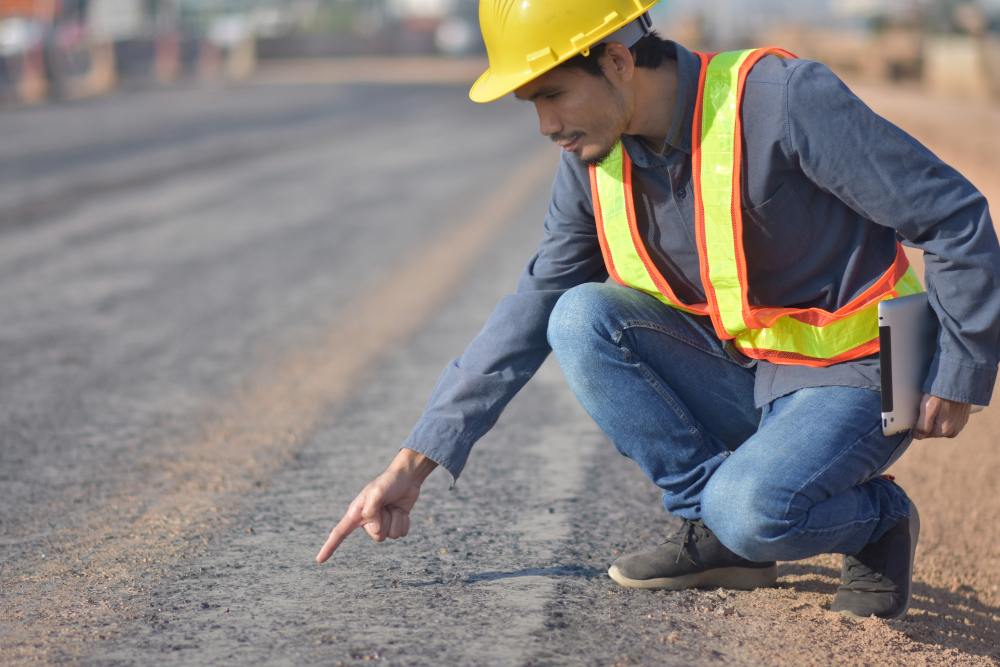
[316,506,364,563]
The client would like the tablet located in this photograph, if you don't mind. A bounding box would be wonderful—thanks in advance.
[879,292,982,436]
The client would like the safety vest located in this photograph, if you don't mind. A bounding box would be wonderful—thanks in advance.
[590,47,924,367]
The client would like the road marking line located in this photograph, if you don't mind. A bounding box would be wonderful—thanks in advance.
[0,145,560,664]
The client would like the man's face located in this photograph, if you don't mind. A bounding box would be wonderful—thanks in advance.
[515,64,632,165]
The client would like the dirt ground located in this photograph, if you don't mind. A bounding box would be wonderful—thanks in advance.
[0,71,999,667]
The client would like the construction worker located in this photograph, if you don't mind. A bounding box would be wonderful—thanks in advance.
[317,0,999,620]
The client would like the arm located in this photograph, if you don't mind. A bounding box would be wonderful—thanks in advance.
[398,151,607,480]
[316,152,607,559]
[783,60,1000,431]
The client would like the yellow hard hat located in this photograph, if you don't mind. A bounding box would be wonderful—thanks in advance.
[470,0,660,103]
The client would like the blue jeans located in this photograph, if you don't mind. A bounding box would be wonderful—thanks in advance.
[547,283,912,562]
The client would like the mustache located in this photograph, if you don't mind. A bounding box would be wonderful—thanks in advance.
[550,131,585,145]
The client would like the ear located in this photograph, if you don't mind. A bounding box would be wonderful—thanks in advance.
[601,42,636,83]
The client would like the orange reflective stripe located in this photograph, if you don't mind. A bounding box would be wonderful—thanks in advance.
[731,48,799,332]
[592,46,925,368]
[691,46,924,366]
[692,50,730,340]
[619,148,710,316]
[731,264,923,364]
[740,339,882,368]
[784,244,912,327]
[589,161,627,288]
[590,143,709,316]
[693,48,799,339]
[739,235,912,330]
[696,45,913,336]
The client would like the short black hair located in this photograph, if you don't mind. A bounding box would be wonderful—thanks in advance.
[560,30,676,77]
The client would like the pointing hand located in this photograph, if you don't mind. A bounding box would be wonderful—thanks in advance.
[316,448,438,563]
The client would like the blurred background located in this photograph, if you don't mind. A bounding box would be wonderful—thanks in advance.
[1,0,1000,105]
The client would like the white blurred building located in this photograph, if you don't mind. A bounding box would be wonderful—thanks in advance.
[386,0,455,21]
[87,0,145,41]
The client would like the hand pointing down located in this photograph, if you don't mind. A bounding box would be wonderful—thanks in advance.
[316,448,438,563]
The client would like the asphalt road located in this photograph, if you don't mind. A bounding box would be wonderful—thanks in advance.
[1,72,998,667]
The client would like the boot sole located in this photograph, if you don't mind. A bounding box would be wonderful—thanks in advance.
[608,563,779,591]
[837,500,921,621]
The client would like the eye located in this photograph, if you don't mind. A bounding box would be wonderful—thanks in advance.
[546,92,561,101]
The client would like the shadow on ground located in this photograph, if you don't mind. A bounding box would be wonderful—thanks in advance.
[467,566,605,583]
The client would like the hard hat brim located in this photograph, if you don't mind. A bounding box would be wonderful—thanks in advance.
[469,67,549,103]
[469,1,659,103]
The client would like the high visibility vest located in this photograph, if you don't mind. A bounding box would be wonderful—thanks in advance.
[590,47,924,367]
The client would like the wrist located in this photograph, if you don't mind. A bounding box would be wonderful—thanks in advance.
[390,447,438,484]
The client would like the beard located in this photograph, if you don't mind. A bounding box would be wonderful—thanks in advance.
[581,131,627,166]
[551,84,633,167]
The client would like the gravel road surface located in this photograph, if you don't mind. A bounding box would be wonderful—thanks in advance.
[1,67,998,666]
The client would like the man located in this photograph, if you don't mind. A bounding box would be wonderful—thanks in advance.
[317,0,999,620]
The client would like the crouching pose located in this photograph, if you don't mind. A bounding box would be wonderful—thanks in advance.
[318,0,999,620]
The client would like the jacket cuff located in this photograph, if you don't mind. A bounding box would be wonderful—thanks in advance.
[924,353,996,406]
[400,416,474,483]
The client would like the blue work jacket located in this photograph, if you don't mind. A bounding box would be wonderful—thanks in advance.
[403,42,1000,481]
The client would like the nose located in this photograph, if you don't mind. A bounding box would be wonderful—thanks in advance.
[535,103,562,138]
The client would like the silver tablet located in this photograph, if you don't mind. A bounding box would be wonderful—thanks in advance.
[879,293,936,436]
[879,292,982,436]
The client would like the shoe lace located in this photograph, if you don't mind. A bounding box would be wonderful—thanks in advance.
[664,519,711,565]
[844,542,888,585]
[844,559,883,584]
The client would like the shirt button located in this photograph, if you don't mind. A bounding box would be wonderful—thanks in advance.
[677,188,687,198]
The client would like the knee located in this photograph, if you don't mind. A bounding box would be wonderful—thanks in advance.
[547,284,623,392]
[547,283,618,357]
[702,470,797,562]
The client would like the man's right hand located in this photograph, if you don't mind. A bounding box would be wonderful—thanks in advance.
[315,448,438,563]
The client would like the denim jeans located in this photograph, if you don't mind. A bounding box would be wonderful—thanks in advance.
[547,282,912,562]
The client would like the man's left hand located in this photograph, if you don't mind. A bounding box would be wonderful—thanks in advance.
[912,394,972,439]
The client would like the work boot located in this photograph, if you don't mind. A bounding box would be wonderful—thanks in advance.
[831,500,920,620]
[608,519,779,590]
